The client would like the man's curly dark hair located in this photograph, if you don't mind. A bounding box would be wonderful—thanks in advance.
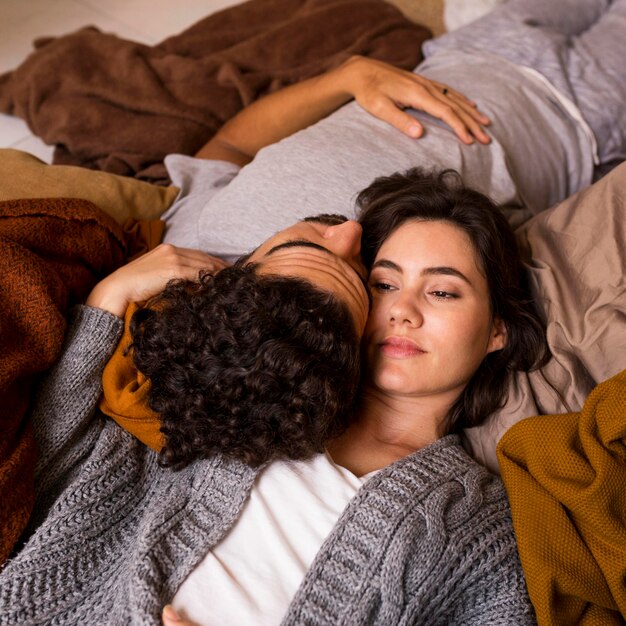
[130,262,360,470]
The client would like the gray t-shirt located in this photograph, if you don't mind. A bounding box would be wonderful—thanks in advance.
[162,51,594,262]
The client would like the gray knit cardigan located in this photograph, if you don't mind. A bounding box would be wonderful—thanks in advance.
[0,307,536,625]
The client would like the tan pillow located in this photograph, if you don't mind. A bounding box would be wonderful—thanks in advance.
[0,148,179,223]
[464,162,626,473]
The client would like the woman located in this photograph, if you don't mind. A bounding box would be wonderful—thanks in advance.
[0,169,543,625]
[327,166,547,472]
[150,166,546,625]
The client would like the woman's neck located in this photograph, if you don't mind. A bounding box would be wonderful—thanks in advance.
[327,386,454,477]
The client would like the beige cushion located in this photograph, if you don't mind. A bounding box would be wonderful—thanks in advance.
[0,149,179,223]
[464,162,626,473]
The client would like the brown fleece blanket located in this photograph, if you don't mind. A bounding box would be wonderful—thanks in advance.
[0,198,161,565]
[0,0,429,184]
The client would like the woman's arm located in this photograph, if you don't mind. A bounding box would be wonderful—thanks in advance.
[32,245,221,496]
[86,244,227,317]
[162,605,196,626]
[196,55,491,166]
[27,305,125,530]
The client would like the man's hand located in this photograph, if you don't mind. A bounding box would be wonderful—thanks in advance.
[162,605,198,626]
[344,55,491,145]
[197,55,491,165]
[86,244,229,317]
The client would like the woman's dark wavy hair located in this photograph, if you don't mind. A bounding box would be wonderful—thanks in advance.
[130,263,360,470]
[357,167,549,434]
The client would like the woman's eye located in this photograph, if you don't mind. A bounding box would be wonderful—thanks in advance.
[430,290,458,300]
[371,282,395,292]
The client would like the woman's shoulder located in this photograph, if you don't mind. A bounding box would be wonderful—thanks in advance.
[355,434,514,545]
[322,435,534,624]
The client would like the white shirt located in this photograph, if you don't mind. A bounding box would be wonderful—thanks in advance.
[172,452,376,625]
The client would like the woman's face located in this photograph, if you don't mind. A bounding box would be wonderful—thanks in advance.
[363,220,507,401]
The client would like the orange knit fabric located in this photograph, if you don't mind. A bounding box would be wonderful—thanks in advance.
[99,302,164,452]
[497,370,626,625]
[0,197,129,565]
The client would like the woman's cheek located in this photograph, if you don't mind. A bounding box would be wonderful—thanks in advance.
[363,299,382,337]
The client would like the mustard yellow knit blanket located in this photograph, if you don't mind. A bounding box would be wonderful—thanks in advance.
[498,370,626,625]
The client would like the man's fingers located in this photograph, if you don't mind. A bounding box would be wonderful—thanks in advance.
[373,97,424,138]
[454,106,491,144]
[391,77,490,143]
[426,79,478,108]
[433,103,474,144]
[448,93,491,126]
[423,79,490,126]
[377,91,489,145]
[353,61,491,145]
[423,90,491,144]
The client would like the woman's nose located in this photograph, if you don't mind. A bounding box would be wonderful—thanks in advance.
[389,294,423,326]
[323,220,363,262]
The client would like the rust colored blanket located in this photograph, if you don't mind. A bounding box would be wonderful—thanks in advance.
[497,370,626,625]
[0,0,429,184]
[0,198,138,565]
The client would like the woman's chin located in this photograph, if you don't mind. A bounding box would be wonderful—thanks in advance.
[370,367,422,395]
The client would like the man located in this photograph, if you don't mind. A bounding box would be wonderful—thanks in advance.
[120,0,626,469]
[87,55,489,471]
[133,0,625,474]
[160,0,626,262]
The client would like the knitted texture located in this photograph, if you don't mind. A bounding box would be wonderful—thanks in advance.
[282,437,535,626]
[498,370,626,625]
[0,307,535,625]
[0,197,128,566]
[0,307,258,625]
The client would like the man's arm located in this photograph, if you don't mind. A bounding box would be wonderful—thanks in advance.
[196,56,491,166]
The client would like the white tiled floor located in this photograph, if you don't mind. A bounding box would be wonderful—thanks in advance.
[0,0,242,162]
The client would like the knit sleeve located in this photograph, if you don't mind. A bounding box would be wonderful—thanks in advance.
[444,526,537,626]
[448,583,537,625]
[27,305,124,522]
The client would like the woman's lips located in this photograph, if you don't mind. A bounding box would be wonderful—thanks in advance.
[379,337,426,358]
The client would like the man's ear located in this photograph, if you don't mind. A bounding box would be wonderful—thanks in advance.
[487,317,508,354]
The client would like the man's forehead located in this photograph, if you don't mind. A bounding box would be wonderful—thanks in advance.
[262,239,371,304]
[242,213,352,265]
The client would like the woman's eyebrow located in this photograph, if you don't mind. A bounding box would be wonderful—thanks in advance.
[371,259,401,272]
[422,266,472,285]
[372,259,472,285]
